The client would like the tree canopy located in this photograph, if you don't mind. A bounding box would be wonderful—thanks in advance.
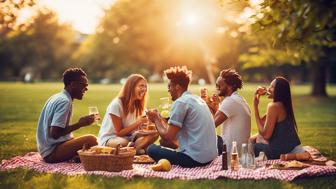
[0,1,76,80]
[238,0,336,96]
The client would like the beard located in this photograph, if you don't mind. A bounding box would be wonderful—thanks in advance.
[218,87,231,97]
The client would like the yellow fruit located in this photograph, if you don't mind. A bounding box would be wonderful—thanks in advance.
[151,163,162,171]
[100,146,113,153]
[151,159,172,171]
[161,110,170,118]
[158,159,171,171]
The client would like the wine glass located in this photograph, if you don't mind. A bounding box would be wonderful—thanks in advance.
[159,97,171,119]
[88,106,101,126]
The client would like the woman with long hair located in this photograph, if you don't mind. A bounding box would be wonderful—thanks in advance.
[251,77,301,159]
[98,74,158,154]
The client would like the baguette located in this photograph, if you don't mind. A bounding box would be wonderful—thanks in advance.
[280,152,311,161]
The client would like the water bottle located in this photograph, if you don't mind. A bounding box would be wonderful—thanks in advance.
[247,142,256,169]
[240,143,248,168]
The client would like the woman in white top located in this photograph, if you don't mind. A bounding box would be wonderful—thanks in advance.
[98,74,158,153]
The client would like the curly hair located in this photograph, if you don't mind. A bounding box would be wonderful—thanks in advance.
[164,66,192,89]
[220,69,243,91]
[62,68,87,86]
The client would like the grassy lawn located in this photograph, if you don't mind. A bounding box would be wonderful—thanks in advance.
[0,82,336,189]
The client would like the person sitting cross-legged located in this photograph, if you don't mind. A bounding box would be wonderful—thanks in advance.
[146,66,218,168]
[36,68,98,163]
[98,74,158,155]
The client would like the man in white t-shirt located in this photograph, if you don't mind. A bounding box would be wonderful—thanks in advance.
[205,69,251,154]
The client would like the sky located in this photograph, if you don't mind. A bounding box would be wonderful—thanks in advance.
[38,0,115,34]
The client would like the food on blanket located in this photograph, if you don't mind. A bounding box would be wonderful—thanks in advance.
[280,153,295,161]
[83,146,135,154]
[271,161,309,169]
[271,163,286,169]
[280,152,311,161]
[89,146,113,154]
[286,160,310,168]
[151,159,171,171]
[296,152,312,161]
[159,159,172,171]
[313,156,328,162]
[134,155,155,164]
[325,160,336,166]
[151,163,163,171]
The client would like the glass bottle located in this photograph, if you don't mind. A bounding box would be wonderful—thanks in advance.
[240,143,248,168]
[230,141,239,171]
[222,144,228,170]
[247,141,256,169]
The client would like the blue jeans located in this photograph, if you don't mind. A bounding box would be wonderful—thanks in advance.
[254,143,280,159]
[147,144,211,168]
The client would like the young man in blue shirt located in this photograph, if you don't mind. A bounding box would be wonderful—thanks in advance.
[146,66,218,168]
[36,68,98,163]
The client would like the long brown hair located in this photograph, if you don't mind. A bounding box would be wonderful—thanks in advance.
[273,77,298,131]
[118,74,147,117]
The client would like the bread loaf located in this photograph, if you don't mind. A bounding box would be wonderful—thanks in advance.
[280,152,311,161]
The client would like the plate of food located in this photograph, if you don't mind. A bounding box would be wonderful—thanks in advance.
[137,124,158,135]
[133,155,155,164]
[270,160,310,170]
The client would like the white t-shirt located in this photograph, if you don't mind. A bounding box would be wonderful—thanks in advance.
[98,98,137,145]
[219,91,251,154]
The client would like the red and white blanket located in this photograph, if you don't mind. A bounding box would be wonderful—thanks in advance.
[1,152,335,181]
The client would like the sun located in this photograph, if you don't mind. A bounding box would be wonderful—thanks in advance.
[182,12,200,28]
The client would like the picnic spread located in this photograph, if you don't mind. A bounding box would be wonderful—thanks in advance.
[1,146,335,181]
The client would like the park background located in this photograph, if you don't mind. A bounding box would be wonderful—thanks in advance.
[1,0,336,188]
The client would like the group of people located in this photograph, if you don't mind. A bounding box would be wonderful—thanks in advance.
[36,67,301,168]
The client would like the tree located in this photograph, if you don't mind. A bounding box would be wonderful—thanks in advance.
[0,2,76,80]
[239,0,336,96]
[0,0,36,79]
[0,0,36,35]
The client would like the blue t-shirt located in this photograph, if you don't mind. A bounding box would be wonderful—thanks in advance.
[36,90,73,158]
[168,91,218,163]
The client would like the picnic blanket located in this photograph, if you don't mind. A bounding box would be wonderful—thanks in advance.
[1,151,336,181]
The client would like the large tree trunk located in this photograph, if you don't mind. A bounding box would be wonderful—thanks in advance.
[311,61,328,97]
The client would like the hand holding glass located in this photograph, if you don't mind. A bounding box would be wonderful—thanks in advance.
[88,106,101,126]
[159,97,171,119]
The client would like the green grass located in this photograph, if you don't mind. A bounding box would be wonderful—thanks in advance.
[0,82,336,189]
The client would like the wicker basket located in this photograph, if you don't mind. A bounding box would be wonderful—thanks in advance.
[78,145,136,172]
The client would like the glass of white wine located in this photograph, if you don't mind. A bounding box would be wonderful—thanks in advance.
[159,97,171,120]
[88,106,101,126]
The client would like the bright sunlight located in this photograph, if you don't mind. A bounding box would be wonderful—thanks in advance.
[39,0,115,34]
